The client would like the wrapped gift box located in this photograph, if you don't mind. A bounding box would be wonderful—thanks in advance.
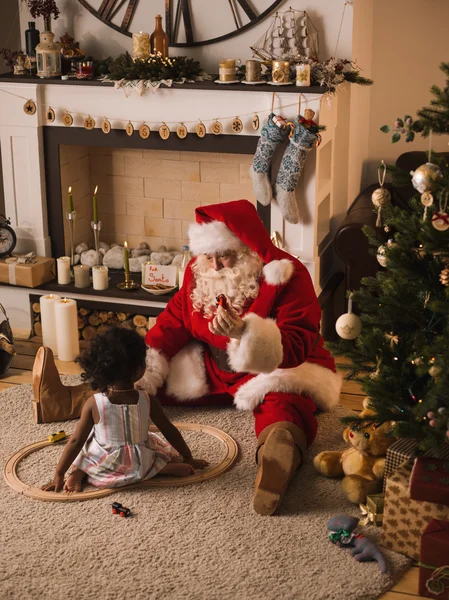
[419,519,449,599]
[360,493,384,526]
[410,457,449,506]
[0,257,55,288]
[382,460,449,560]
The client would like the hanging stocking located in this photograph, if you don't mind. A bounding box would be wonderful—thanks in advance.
[249,112,289,207]
[275,110,320,224]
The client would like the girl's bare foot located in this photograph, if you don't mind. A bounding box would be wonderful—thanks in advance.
[159,462,195,477]
[64,468,87,492]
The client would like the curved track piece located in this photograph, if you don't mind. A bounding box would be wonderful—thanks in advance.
[4,423,239,502]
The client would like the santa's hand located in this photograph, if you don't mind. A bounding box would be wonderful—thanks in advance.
[208,305,246,339]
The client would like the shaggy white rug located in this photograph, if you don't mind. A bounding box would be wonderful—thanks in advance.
[0,380,410,600]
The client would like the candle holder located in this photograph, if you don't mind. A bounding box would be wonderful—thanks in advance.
[117,271,139,291]
[66,210,76,271]
[91,220,102,266]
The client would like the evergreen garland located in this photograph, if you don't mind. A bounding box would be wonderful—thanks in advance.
[102,52,204,82]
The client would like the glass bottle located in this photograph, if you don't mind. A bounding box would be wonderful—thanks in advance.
[178,245,192,288]
[25,22,40,57]
[150,14,169,57]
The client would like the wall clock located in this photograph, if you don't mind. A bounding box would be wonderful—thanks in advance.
[76,0,283,47]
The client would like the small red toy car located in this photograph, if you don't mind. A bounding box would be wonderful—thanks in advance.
[216,294,228,309]
[112,502,131,518]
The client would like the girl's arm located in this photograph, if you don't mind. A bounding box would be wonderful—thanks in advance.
[42,397,95,492]
[149,395,208,469]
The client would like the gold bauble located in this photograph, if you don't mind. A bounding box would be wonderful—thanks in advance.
[428,365,441,378]
[372,187,391,208]
[440,268,449,286]
[377,245,387,267]
[410,162,443,194]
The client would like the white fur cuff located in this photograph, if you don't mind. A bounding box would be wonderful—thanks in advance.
[136,347,169,395]
[227,313,283,375]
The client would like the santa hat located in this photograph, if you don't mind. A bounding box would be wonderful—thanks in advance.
[188,200,296,285]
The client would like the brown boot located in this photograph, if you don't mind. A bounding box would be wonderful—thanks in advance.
[253,421,306,516]
[32,346,92,424]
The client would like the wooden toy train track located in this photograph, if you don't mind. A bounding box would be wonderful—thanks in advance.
[4,423,238,502]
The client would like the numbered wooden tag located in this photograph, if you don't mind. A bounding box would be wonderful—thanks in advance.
[23,99,36,115]
[84,116,95,130]
[196,122,206,138]
[159,123,170,140]
[177,123,188,139]
[252,114,260,130]
[46,107,55,123]
[101,119,111,134]
[232,117,243,134]
[126,122,134,136]
[211,120,223,136]
[139,124,151,139]
[63,112,73,127]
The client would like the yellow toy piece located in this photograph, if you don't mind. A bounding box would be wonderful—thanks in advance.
[47,430,67,443]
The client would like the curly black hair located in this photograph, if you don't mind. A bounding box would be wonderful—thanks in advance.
[76,327,146,393]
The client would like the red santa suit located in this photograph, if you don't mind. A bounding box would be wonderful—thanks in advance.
[141,200,341,448]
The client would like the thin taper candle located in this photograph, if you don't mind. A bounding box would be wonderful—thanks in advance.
[93,185,99,224]
[68,186,74,213]
[123,241,130,274]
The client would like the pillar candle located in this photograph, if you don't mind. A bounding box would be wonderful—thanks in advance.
[132,31,150,61]
[68,186,74,213]
[73,264,90,288]
[39,293,61,355]
[93,185,99,224]
[296,63,311,87]
[123,242,130,274]
[57,256,71,284]
[54,298,79,362]
[92,265,108,290]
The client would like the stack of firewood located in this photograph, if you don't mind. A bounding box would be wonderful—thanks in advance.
[32,303,156,340]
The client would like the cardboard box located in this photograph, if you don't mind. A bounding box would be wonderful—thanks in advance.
[382,460,449,560]
[419,519,449,599]
[410,457,449,506]
[0,257,56,288]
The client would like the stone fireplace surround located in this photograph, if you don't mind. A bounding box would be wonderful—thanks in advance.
[0,77,345,333]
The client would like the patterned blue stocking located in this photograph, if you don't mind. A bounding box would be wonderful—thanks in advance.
[275,116,319,224]
[250,113,289,206]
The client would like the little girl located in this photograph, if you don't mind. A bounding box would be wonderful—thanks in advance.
[43,327,207,493]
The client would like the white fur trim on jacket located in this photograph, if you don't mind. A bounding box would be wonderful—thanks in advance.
[166,342,209,402]
[227,313,283,374]
[136,347,169,395]
[263,259,294,286]
[233,361,343,412]
[188,221,245,256]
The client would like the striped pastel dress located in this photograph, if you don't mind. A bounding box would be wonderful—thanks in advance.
[72,390,178,488]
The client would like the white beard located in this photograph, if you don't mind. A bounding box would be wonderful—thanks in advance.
[191,251,263,319]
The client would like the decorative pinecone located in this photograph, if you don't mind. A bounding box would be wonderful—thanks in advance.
[440,268,449,286]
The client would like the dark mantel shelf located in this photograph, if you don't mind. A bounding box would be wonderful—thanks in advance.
[0,72,326,95]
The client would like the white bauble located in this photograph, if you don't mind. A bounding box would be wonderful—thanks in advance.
[335,312,362,340]
[372,187,391,208]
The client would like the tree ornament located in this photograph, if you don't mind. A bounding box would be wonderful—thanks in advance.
[252,114,260,130]
[62,112,73,127]
[372,160,391,227]
[232,117,243,134]
[101,118,111,134]
[377,245,387,267]
[439,268,449,286]
[432,191,449,231]
[125,121,134,136]
[24,99,36,115]
[139,123,150,139]
[428,365,441,378]
[410,162,443,194]
[177,123,188,139]
[46,107,55,123]
[335,293,362,340]
[159,123,170,140]
[421,191,434,220]
[84,115,95,130]
[211,120,223,135]
[196,121,206,138]
[384,225,391,233]
[385,332,399,351]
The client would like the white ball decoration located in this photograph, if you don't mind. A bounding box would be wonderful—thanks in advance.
[410,162,443,194]
[377,245,387,267]
[335,312,362,340]
[372,187,391,208]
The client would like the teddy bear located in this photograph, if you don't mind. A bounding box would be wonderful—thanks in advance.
[313,399,396,504]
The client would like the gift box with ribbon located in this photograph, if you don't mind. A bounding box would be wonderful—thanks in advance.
[0,255,55,288]
[419,519,449,599]
[359,493,384,526]
[410,457,449,507]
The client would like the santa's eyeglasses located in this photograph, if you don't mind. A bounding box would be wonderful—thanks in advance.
[205,251,236,261]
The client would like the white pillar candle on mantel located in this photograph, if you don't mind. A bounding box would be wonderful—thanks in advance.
[54,298,79,362]
[57,256,71,285]
[39,293,61,355]
[92,265,109,290]
[73,265,90,288]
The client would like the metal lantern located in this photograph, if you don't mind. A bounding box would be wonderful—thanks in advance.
[36,31,61,78]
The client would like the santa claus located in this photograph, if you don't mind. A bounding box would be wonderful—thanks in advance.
[32,200,341,515]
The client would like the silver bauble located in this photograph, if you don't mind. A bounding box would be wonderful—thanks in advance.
[372,187,391,208]
[410,162,443,194]
[335,312,362,340]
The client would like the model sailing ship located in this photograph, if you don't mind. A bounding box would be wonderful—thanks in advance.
[250,8,319,62]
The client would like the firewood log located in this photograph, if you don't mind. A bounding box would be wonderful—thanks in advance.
[133,315,147,328]
[81,326,97,341]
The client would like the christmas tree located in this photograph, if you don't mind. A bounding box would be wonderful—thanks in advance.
[330,62,449,453]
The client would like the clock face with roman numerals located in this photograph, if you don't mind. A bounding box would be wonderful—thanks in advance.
[77,0,283,47]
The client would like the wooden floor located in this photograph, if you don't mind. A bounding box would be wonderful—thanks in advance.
[0,337,425,600]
